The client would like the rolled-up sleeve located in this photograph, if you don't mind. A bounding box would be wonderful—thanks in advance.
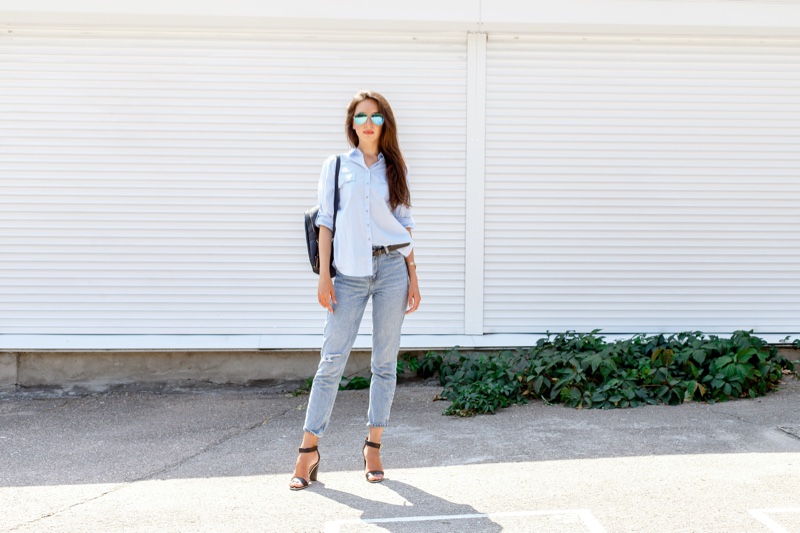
[316,155,336,230]
[394,203,415,229]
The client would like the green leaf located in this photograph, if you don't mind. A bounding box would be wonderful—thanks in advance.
[532,375,544,395]
[735,347,758,362]
[715,355,733,368]
[591,392,608,402]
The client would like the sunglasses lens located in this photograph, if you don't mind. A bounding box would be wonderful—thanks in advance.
[353,113,384,126]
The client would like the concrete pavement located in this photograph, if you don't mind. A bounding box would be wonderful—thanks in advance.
[1,377,799,532]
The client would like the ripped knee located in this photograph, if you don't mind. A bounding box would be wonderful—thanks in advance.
[322,353,342,363]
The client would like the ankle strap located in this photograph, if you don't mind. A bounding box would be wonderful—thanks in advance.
[298,445,318,453]
[364,438,381,449]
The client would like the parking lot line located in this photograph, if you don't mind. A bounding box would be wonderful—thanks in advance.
[324,508,607,533]
[749,508,800,533]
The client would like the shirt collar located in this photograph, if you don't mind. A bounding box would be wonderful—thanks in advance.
[348,148,384,168]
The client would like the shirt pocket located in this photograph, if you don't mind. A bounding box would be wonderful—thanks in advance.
[337,170,360,211]
[339,170,357,188]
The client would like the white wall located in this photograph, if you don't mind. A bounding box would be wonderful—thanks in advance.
[2,3,799,347]
[482,0,800,35]
[2,0,800,35]
[0,1,479,31]
[0,29,468,337]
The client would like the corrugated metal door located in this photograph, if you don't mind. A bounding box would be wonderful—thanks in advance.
[484,35,800,334]
[0,29,467,335]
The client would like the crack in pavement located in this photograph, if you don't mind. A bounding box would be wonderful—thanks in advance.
[707,406,800,448]
[135,396,307,482]
[778,426,800,441]
[7,485,127,532]
[8,397,307,532]
[707,408,758,426]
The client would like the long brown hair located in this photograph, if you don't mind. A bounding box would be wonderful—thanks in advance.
[345,90,411,210]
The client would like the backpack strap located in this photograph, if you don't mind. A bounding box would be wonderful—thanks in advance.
[332,156,340,237]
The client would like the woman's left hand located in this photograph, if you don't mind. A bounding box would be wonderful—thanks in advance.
[406,276,421,314]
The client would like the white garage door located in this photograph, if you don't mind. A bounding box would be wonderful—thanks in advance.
[484,34,800,334]
[0,29,467,335]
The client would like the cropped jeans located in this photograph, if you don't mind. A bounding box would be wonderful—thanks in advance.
[303,251,409,437]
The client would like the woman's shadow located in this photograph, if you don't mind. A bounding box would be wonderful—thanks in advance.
[315,479,502,532]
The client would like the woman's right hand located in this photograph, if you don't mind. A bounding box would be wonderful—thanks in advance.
[318,274,336,313]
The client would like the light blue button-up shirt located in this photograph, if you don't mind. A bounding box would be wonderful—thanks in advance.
[316,148,415,277]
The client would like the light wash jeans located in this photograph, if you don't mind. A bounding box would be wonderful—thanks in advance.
[303,251,409,437]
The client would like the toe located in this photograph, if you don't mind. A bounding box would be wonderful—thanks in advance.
[289,477,307,489]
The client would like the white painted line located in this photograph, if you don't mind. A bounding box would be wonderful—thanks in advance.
[749,508,800,533]
[576,508,610,533]
[324,508,607,533]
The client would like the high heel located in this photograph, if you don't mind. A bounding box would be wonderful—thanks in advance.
[362,438,384,483]
[289,445,320,491]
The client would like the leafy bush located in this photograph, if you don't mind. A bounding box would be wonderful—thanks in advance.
[339,375,370,390]
[413,330,796,416]
[396,352,424,376]
[436,349,528,416]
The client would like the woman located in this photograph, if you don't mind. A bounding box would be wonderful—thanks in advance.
[289,90,421,491]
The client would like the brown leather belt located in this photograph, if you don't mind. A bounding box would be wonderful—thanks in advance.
[372,243,410,257]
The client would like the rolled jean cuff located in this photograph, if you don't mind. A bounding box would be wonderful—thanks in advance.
[302,427,323,437]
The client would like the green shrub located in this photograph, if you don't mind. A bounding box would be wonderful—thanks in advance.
[437,349,528,416]
[413,330,796,416]
[339,375,370,390]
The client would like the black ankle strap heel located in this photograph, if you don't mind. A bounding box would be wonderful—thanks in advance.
[289,445,320,491]
[362,438,384,483]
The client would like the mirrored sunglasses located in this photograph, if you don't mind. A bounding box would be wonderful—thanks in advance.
[353,113,384,126]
